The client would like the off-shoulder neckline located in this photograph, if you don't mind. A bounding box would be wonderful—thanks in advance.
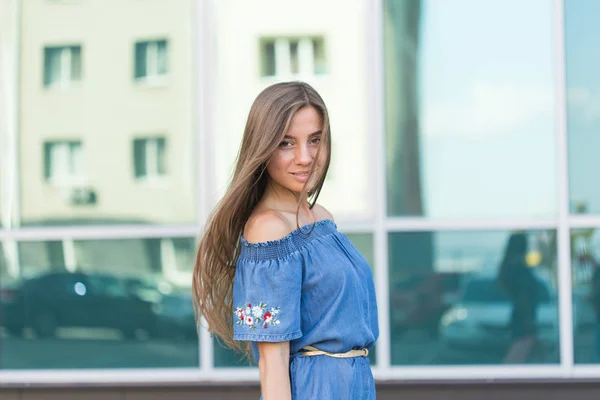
[240,218,337,248]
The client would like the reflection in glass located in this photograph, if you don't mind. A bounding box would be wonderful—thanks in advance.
[18,0,195,226]
[565,0,600,215]
[214,231,375,367]
[0,237,197,369]
[572,228,600,364]
[384,0,556,218]
[43,45,82,88]
[389,229,559,365]
[215,0,370,218]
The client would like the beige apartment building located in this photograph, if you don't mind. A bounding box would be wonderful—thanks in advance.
[213,0,371,219]
[0,0,197,282]
[3,0,371,283]
[18,0,195,226]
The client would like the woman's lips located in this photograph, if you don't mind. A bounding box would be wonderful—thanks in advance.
[291,171,310,182]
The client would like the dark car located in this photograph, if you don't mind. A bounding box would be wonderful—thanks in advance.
[3,271,158,339]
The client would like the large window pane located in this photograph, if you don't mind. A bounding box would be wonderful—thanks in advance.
[384,0,556,218]
[565,0,600,215]
[572,228,600,364]
[214,231,375,367]
[389,229,559,365]
[214,0,371,219]
[0,237,197,369]
[18,1,196,226]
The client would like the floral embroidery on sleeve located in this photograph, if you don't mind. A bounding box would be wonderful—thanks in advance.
[234,302,281,330]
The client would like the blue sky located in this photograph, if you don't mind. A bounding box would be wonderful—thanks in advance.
[564,0,600,214]
[416,0,558,218]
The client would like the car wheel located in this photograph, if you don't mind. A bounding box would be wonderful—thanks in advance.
[32,313,58,338]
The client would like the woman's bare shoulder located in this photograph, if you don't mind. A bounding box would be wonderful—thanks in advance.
[312,203,334,222]
[243,210,295,243]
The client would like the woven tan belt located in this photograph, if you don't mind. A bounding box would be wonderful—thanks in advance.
[301,345,369,358]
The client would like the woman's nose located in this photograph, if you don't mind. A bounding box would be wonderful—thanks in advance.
[295,144,313,165]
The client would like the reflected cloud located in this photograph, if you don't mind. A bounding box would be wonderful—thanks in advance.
[423,82,553,138]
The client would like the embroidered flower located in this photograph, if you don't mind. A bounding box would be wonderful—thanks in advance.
[263,312,272,324]
[234,302,281,330]
[252,306,264,318]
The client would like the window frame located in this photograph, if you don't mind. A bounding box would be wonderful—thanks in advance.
[6,0,600,387]
[133,39,169,85]
[132,136,167,181]
[259,35,326,78]
[43,45,82,88]
[43,139,85,185]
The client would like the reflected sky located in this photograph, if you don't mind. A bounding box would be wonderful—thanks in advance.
[565,0,600,214]
[418,0,556,218]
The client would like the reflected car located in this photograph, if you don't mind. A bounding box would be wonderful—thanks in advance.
[152,290,197,341]
[440,276,559,350]
[390,272,460,336]
[3,272,159,339]
[0,279,20,335]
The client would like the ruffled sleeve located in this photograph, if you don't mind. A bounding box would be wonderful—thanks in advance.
[232,236,304,342]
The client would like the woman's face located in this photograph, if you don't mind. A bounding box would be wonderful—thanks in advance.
[266,106,326,194]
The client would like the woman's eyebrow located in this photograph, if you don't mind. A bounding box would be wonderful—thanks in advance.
[282,131,322,140]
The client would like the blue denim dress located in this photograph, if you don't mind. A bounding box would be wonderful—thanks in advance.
[233,219,379,399]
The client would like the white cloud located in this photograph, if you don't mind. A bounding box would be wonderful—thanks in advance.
[422,82,554,138]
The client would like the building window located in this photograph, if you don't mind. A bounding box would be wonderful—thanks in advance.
[43,45,82,87]
[133,137,166,179]
[43,140,84,184]
[260,36,326,78]
[134,40,168,81]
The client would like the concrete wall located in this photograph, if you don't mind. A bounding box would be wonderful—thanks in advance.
[4,382,600,399]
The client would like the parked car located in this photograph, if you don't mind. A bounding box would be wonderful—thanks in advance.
[3,271,159,339]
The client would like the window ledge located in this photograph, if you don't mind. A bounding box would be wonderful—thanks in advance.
[135,176,169,186]
[43,82,83,91]
[134,76,169,88]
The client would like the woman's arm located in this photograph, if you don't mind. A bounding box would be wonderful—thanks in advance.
[257,341,292,400]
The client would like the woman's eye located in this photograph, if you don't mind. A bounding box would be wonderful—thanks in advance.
[311,138,321,145]
[279,141,292,148]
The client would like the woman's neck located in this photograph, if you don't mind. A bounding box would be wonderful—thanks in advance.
[260,181,311,215]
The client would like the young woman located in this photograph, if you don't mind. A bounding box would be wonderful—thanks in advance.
[193,81,379,399]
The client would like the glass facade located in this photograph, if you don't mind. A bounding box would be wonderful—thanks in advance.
[1,0,600,386]
[389,230,559,365]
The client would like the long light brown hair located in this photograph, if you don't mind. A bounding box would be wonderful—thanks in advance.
[192,81,331,356]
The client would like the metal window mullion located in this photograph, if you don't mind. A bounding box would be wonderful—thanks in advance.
[6,224,201,241]
[4,0,21,230]
[62,238,77,272]
[3,239,20,278]
[369,0,391,371]
[554,0,574,376]
[385,217,558,232]
[197,0,217,373]
[569,215,600,228]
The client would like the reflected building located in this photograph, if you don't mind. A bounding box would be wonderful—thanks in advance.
[18,0,195,227]
[9,0,196,284]
[213,0,371,218]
